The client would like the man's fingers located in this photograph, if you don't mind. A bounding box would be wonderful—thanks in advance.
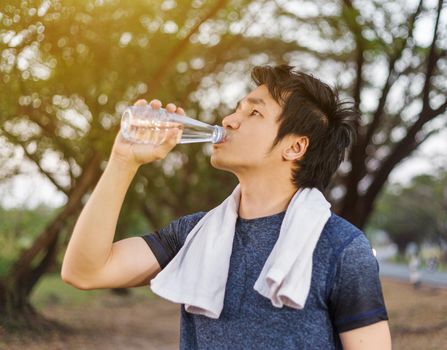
[134,98,185,124]
[153,129,179,159]
[166,103,177,113]
[167,128,180,144]
[134,99,147,106]
[149,99,162,109]
[166,103,185,115]
[136,99,185,116]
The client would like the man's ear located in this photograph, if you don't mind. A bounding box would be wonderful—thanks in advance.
[282,136,309,161]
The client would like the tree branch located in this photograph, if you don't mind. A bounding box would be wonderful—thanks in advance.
[0,128,69,195]
[427,97,447,119]
[343,0,443,217]
[342,0,365,111]
[361,0,424,155]
[421,0,444,112]
[365,101,445,208]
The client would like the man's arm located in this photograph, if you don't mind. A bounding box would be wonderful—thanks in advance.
[328,233,391,347]
[339,320,392,350]
[61,159,160,290]
[61,99,182,290]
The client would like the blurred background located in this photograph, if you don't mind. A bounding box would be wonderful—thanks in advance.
[0,0,446,349]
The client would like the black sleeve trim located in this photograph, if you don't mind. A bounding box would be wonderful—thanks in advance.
[141,232,171,269]
[336,307,389,333]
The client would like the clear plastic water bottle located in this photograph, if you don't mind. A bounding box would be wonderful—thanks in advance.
[120,105,226,145]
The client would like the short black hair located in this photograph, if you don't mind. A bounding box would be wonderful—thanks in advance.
[251,64,358,192]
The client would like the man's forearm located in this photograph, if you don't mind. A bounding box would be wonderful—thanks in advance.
[61,159,139,283]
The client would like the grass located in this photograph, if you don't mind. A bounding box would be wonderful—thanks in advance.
[31,274,155,309]
[31,274,104,308]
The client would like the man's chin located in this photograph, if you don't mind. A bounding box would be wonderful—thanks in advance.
[210,154,222,169]
[210,154,231,171]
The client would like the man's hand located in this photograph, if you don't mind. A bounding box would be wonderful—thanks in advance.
[110,99,186,169]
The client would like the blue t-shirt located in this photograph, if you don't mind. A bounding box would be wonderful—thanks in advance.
[141,211,389,349]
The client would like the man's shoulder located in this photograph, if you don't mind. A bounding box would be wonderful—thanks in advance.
[321,212,369,253]
[181,210,208,224]
[172,211,208,234]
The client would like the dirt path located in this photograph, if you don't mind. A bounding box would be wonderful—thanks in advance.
[1,291,180,350]
[381,277,447,349]
[1,278,447,349]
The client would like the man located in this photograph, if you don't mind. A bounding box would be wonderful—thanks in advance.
[62,65,392,349]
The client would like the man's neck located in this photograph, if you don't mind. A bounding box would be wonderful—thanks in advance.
[237,176,299,220]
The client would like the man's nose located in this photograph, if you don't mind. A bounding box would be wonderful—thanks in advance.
[222,113,240,129]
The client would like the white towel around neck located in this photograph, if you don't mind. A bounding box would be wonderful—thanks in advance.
[150,184,331,319]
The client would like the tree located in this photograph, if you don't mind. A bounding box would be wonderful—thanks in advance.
[0,0,252,326]
[276,0,447,228]
[368,169,447,254]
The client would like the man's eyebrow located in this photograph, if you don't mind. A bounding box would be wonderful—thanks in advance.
[236,97,266,110]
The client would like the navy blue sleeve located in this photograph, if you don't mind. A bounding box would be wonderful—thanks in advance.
[140,211,207,269]
[328,233,389,333]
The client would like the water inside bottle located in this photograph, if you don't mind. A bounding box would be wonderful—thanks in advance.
[125,120,183,145]
[121,105,225,144]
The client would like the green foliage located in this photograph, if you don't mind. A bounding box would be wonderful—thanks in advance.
[368,169,447,253]
[2,0,445,228]
[30,273,156,309]
[0,204,59,269]
[30,272,108,308]
[0,256,14,278]
[0,0,250,229]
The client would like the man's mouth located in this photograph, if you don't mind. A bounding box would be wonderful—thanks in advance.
[214,135,229,146]
[213,142,224,148]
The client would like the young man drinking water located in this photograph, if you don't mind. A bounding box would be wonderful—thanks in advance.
[61,65,391,349]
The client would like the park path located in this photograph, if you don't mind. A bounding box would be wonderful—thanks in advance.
[2,291,180,350]
[379,261,447,288]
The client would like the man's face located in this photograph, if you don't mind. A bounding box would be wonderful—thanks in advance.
[211,84,285,174]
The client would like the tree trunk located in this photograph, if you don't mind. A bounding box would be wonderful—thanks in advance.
[338,192,373,230]
[0,152,101,329]
[0,279,71,334]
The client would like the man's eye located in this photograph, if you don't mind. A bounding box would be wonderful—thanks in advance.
[250,109,262,116]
